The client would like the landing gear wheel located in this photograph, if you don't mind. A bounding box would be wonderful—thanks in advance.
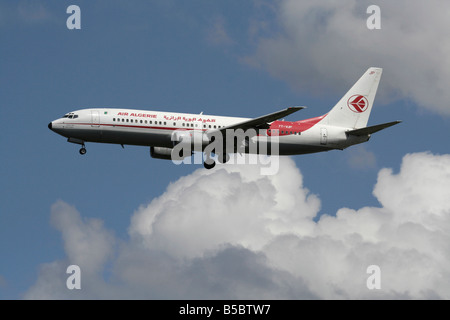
[203,152,216,169]
[79,147,87,155]
[204,161,216,170]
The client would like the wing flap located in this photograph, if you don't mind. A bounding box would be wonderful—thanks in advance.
[207,106,305,137]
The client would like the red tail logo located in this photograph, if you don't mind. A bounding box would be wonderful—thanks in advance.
[347,95,369,113]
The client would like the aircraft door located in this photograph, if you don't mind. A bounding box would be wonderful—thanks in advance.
[320,128,327,145]
[91,110,100,127]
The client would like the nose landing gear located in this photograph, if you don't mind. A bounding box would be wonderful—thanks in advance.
[67,137,87,155]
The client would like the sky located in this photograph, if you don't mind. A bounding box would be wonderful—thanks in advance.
[1,0,449,299]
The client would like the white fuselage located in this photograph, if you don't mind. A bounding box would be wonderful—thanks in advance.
[48,68,400,168]
[48,108,367,156]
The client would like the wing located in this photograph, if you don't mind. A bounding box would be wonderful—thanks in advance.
[207,106,305,137]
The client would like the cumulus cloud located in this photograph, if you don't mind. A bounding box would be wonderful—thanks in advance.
[25,201,116,299]
[243,0,450,116]
[25,153,450,299]
[129,159,320,260]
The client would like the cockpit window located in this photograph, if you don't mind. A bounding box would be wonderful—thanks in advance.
[63,113,78,119]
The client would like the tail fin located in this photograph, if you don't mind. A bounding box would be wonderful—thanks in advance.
[320,67,382,129]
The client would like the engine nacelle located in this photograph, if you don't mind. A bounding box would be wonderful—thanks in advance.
[150,146,192,160]
[150,146,173,160]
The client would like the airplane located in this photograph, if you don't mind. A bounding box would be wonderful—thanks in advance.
[48,67,401,169]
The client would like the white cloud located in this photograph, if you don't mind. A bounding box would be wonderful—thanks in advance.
[49,201,115,275]
[25,153,450,299]
[129,158,320,260]
[374,152,450,230]
[244,0,450,116]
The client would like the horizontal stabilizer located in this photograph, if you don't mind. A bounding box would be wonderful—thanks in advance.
[347,120,402,136]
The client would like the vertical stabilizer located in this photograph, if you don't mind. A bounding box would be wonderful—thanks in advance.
[319,67,382,129]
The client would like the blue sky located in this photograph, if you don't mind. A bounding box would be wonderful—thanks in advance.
[1,0,450,299]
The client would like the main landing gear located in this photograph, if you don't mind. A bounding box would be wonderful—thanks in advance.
[203,153,215,169]
[203,161,215,170]
[203,153,230,170]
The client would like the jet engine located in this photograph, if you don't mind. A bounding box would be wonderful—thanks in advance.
[150,146,173,160]
[150,145,193,160]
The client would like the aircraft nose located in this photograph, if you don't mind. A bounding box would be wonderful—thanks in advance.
[48,122,53,130]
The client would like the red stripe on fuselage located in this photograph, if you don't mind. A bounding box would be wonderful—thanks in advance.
[268,114,326,136]
[68,122,196,131]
